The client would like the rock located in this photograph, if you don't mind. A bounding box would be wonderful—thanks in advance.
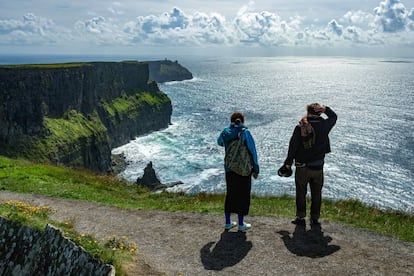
[136,162,186,191]
[136,162,163,189]
[111,153,129,175]
[164,181,184,188]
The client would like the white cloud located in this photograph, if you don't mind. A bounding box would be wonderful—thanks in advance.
[74,16,128,45]
[234,10,287,45]
[0,13,70,45]
[191,12,235,44]
[406,8,414,30]
[0,1,414,54]
[328,19,344,36]
[108,2,124,16]
[124,7,236,46]
[340,10,375,28]
[374,0,411,32]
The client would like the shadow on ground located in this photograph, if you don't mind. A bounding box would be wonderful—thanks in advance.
[277,224,341,258]
[200,231,252,270]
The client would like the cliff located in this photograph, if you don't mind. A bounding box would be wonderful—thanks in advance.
[0,217,114,275]
[0,61,176,172]
[148,59,193,83]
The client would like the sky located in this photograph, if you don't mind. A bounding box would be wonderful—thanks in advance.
[1,0,414,57]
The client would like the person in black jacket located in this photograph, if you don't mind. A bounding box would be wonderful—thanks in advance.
[282,103,337,226]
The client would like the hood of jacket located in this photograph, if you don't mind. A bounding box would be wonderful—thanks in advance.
[221,124,247,144]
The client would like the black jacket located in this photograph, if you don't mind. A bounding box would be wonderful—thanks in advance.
[284,106,337,168]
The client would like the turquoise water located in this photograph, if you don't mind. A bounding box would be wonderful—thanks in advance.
[1,55,413,212]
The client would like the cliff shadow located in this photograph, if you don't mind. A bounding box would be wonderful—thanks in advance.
[277,224,340,258]
[200,231,252,271]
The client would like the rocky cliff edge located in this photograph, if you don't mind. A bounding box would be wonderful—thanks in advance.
[0,60,190,172]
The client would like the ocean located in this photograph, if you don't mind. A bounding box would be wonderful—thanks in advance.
[1,55,413,212]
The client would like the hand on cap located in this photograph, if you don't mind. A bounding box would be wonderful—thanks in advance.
[314,104,326,114]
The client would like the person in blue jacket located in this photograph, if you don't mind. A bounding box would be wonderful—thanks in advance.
[218,112,259,231]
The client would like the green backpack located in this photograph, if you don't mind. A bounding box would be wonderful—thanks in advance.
[224,128,253,176]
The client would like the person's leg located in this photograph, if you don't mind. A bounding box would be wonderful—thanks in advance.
[237,213,251,231]
[238,214,244,226]
[241,175,252,216]
[225,212,231,225]
[228,173,251,215]
[295,167,308,219]
[237,174,252,231]
[224,172,235,214]
[224,172,237,229]
[309,168,324,222]
[224,212,237,229]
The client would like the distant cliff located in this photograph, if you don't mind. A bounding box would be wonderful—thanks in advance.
[148,59,193,83]
[0,60,191,172]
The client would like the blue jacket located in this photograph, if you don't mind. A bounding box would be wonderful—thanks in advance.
[217,124,259,174]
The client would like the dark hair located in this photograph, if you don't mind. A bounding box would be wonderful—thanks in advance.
[230,112,244,125]
[307,103,322,116]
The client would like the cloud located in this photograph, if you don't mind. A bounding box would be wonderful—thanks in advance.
[1,1,414,53]
[234,8,292,45]
[407,8,414,30]
[74,16,128,45]
[0,13,70,45]
[124,7,192,45]
[191,12,235,44]
[374,0,411,32]
[328,19,344,36]
[108,2,124,16]
[137,7,190,32]
[124,7,236,46]
[340,10,375,28]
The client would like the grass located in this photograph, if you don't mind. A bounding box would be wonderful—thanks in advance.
[0,61,142,70]
[101,90,170,121]
[39,110,108,161]
[1,109,109,166]
[0,155,413,272]
[0,63,90,69]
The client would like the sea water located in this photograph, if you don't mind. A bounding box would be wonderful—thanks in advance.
[112,56,414,213]
[1,55,413,212]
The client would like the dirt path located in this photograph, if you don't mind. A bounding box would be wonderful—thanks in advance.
[1,191,413,276]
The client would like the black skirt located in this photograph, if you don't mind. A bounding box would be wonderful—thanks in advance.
[225,171,252,215]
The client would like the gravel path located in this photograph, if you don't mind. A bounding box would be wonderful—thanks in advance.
[1,191,413,276]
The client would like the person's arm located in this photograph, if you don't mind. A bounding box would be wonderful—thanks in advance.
[284,126,300,168]
[217,132,224,147]
[315,104,337,131]
[323,106,337,131]
[243,129,259,175]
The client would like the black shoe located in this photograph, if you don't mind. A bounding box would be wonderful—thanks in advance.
[291,218,305,225]
[310,218,320,226]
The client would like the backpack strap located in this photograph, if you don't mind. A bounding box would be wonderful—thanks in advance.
[238,128,246,140]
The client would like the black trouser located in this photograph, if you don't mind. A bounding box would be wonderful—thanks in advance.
[225,171,252,215]
[295,167,324,220]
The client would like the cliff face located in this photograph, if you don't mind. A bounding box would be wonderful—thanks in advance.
[148,60,193,83]
[0,61,173,172]
[0,217,114,275]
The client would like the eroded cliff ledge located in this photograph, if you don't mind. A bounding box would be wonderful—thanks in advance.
[0,60,187,172]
